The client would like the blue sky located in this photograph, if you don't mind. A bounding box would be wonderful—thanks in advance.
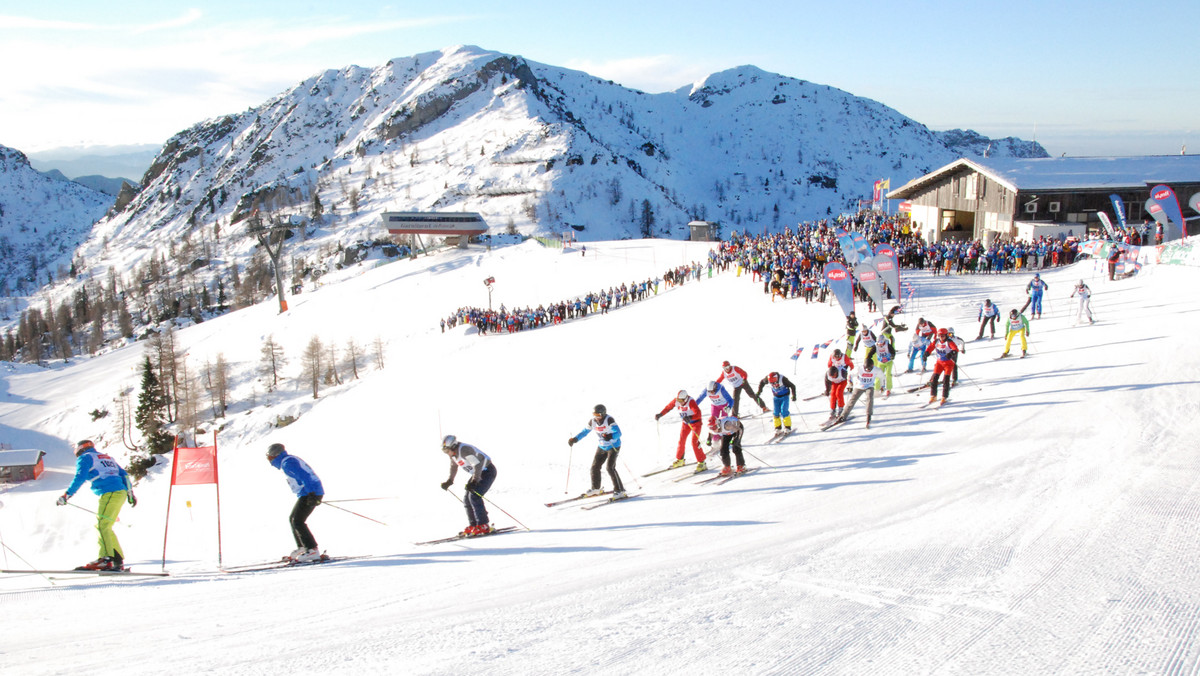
[1,1,1195,157]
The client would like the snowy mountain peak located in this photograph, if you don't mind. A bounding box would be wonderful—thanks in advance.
[3,46,1046,320]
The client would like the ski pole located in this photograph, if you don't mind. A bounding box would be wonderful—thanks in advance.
[955,364,983,391]
[68,501,129,526]
[323,497,397,504]
[470,490,530,531]
[0,539,57,585]
[564,442,574,494]
[320,501,388,527]
[742,448,774,468]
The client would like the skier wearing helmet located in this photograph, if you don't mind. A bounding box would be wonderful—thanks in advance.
[655,390,707,470]
[715,360,767,416]
[568,404,626,499]
[1070,280,1094,324]
[439,435,498,537]
[756,371,798,434]
[1022,273,1050,319]
[824,348,855,397]
[695,380,734,444]
[923,327,959,405]
[266,442,326,562]
[999,308,1031,358]
[977,299,1000,340]
[56,439,137,571]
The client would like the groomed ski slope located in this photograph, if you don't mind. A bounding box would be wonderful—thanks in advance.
[2,239,1199,675]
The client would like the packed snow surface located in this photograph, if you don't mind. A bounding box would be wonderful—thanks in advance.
[2,238,1199,675]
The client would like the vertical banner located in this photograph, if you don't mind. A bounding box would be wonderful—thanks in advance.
[1151,185,1187,241]
[1096,212,1117,239]
[1109,194,1129,231]
[823,262,856,317]
[1146,198,1169,239]
[872,243,901,311]
[853,262,885,311]
[850,232,872,262]
[835,228,862,266]
[161,434,223,570]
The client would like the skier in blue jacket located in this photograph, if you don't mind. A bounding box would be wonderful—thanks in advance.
[56,439,137,571]
[568,404,626,498]
[267,443,325,563]
[1023,274,1050,319]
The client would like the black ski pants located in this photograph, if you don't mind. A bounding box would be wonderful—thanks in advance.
[731,381,765,416]
[590,447,625,493]
[717,433,746,468]
[977,314,997,339]
[290,493,323,549]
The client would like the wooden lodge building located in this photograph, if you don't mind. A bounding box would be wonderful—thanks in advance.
[886,155,1200,244]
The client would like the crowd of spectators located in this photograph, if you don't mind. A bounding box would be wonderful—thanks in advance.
[444,208,1126,335]
[441,261,712,335]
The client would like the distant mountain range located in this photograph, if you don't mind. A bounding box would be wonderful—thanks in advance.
[2,45,1047,300]
[26,144,158,186]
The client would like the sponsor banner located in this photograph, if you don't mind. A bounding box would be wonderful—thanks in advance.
[872,243,901,309]
[835,228,861,266]
[1097,212,1116,239]
[1109,194,1129,230]
[853,262,885,311]
[1151,185,1187,240]
[171,445,219,486]
[849,232,873,262]
[823,262,856,317]
[1158,239,1200,267]
[898,201,912,212]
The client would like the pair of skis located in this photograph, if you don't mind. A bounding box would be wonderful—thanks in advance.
[765,429,794,444]
[696,467,759,486]
[819,415,853,431]
[220,554,370,573]
[415,526,520,546]
[1,567,169,578]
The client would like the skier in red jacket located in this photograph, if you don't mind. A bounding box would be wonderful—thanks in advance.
[715,361,767,416]
[924,327,959,404]
[655,390,707,470]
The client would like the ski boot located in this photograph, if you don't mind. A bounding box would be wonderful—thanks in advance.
[669,458,686,469]
[473,524,493,536]
[583,488,605,497]
[718,466,733,477]
[294,548,323,563]
[695,461,707,472]
[735,465,747,474]
[612,490,627,500]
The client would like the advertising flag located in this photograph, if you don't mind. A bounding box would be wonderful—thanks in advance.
[873,180,882,203]
[849,231,872,262]
[835,228,861,266]
[1189,192,1200,216]
[872,243,901,310]
[823,262,856,317]
[1096,212,1117,239]
[853,262,884,311]
[1146,198,1168,235]
[171,445,218,486]
[1109,194,1129,230]
[1151,185,1187,241]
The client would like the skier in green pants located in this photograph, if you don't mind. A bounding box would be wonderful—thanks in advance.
[56,439,137,571]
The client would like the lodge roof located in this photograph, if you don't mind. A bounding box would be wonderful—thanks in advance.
[887,155,1200,199]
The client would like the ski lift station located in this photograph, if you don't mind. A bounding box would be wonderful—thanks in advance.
[382,212,488,248]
